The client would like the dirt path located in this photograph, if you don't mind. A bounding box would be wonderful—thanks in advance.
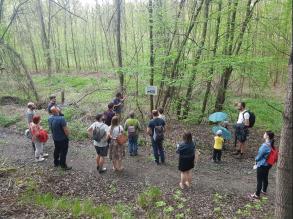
[0,125,276,218]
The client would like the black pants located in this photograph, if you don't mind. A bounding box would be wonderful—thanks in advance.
[213,149,222,161]
[256,166,271,196]
[53,139,69,168]
[32,142,36,151]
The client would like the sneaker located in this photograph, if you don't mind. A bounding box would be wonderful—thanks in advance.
[261,190,267,195]
[250,193,260,200]
[61,166,72,171]
[35,157,45,162]
[42,153,49,158]
[99,167,107,174]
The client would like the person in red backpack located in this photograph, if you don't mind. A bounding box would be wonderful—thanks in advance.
[251,131,275,199]
[30,115,48,162]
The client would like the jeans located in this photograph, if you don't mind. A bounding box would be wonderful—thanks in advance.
[53,139,69,168]
[213,149,222,161]
[151,139,165,164]
[256,165,271,196]
[128,135,138,155]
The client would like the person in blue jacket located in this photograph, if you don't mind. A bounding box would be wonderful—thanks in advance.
[251,131,275,199]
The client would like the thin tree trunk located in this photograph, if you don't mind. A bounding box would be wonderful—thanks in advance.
[64,0,70,70]
[148,0,154,112]
[115,0,123,92]
[200,0,222,117]
[70,14,79,70]
[275,50,293,219]
[181,0,210,118]
[36,0,52,76]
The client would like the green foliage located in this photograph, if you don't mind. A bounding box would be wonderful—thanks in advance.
[0,114,21,127]
[236,197,268,218]
[115,203,134,219]
[137,186,162,209]
[68,121,88,141]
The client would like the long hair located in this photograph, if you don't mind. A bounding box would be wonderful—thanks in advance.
[266,130,275,149]
[183,131,193,144]
[110,116,119,132]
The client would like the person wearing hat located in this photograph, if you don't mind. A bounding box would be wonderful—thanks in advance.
[213,130,224,163]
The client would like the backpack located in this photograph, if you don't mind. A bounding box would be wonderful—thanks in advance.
[267,147,278,166]
[128,126,136,137]
[93,123,106,142]
[243,110,256,128]
[116,126,128,145]
[38,129,48,143]
[153,125,164,142]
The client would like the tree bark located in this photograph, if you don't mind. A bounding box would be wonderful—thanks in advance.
[115,0,124,92]
[275,50,293,219]
[148,0,154,112]
[36,0,52,75]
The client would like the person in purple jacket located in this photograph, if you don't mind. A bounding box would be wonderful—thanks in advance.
[251,131,275,199]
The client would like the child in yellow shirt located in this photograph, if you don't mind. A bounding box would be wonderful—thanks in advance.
[213,130,224,163]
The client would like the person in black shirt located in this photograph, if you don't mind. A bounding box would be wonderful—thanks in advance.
[104,103,116,126]
[147,110,166,165]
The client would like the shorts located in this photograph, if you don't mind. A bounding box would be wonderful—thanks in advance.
[235,124,249,143]
[95,146,108,157]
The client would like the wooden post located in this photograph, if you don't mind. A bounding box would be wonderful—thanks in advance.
[61,90,65,104]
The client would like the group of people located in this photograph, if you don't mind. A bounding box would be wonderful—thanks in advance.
[26,95,277,197]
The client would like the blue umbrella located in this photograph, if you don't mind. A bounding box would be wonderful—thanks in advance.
[212,126,232,140]
[208,112,228,123]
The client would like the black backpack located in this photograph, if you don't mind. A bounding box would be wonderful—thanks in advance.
[93,124,106,142]
[153,125,164,142]
[243,110,256,128]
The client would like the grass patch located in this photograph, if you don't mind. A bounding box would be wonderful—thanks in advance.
[0,114,21,127]
[69,121,88,141]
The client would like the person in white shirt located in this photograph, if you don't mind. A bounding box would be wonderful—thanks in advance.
[87,113,109,173]
[233,102,250,158]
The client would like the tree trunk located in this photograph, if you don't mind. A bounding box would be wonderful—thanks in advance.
[115,0,124,92]
[148,0,154,112]
[201,0,222,117]
[275,50,293,219]
[64,0,70,70]
[182,0,210,118]
[36,0,51,76]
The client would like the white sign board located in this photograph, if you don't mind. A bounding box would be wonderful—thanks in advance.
[145,86,157,95]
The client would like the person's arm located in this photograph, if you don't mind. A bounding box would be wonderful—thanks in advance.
[61,118,69,137]
[255,145,265,162]
[87,125,93,138]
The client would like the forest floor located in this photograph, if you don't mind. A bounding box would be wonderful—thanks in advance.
[0,105,277,218]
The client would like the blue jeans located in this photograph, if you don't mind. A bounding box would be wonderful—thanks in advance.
[151,139,165,164]
[128,136,138,155]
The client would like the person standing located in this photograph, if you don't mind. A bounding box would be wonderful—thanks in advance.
[26,102,36,151]
[251,131,275,199]
[176,132,196,189]
[48,106,71,170]
[147,110,166,165]
[124,111,141,156]
[112,92,126,118]
[104,103,116,126]
[107,116,125,171]
[213,130,224,163]
[233,102,250,158]
[87,113,109,173]
[30,115,46,162]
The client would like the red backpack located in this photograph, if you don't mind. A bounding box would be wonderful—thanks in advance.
[267,147,278,166]
[38,129,49,143]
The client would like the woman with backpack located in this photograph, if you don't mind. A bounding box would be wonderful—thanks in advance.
[251,131,276,199]
[29,115,49,162]
[107,116,126,171]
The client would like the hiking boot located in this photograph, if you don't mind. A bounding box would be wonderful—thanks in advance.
[99,167,107,174]
[35,157,45,162]
[61,166,72,171]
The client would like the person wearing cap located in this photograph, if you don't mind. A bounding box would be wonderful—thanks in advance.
[26,102,36,151]
[213,130,224,163]
[48,106,71,170]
